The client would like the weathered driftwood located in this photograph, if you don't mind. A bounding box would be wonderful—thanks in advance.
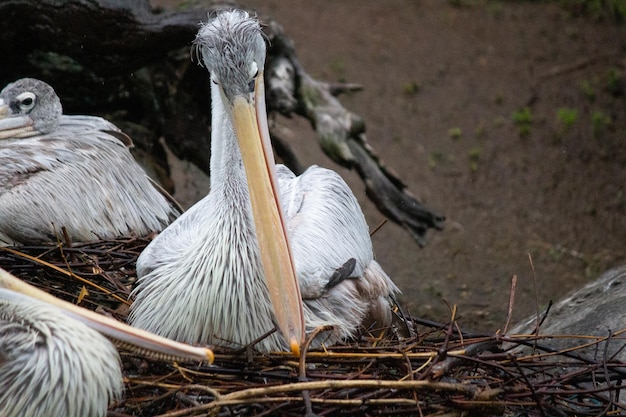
[0,0,444,244]
[511,266,626,362]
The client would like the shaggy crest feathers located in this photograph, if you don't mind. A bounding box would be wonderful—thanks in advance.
[193,10,266,100]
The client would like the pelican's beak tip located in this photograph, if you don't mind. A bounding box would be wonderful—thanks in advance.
[205,348,215,364]
[290,337,301,357]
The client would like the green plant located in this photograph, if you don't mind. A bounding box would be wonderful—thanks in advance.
[449,127,462,140]
[487,2,504,16]
[560,0,626,22]
[512,107,533,137]
[591,110,611,137]
[403,81,420,96]
[425,283,442,298]
[428,151,446,169]
[580,80,596,102]
[468,146,482,171]
[556,107,578,130]
[474,122,486,139]
[548,245,565,262]
[606,68,624,96]
[328,58,346,82]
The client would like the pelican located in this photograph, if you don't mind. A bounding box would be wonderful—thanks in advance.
[129,10,399,354]
[0,268,213,417]
[0,78,181,246]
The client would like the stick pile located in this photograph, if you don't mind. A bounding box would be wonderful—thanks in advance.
[1,240,624,416]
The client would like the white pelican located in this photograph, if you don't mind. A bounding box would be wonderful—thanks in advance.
[129,10,399,354]
[0,78,181,246]
[0,268,213,417]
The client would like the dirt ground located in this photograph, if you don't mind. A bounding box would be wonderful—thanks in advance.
[157,0,626,332]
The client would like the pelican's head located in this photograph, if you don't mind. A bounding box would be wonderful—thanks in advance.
[193,10,305,356]
[0,78,62,139]
[194,10,266,102]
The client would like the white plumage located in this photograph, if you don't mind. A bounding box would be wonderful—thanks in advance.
[0,78,180,245]
[0,270,214,417]
[129,10,399,352]
[0,290,123,417]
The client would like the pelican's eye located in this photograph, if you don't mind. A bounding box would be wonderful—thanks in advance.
[16,92,36,113]
[247,62,259,92]
[249,61,259,79]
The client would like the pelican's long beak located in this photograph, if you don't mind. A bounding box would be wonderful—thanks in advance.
[0,100,37,139]
[0,268,214,363]
[230,73,305,356]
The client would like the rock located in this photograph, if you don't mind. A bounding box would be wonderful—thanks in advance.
[511,266,626,362]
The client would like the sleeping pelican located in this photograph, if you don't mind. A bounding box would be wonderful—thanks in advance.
[0,78,181,246]
[129,10,399,354]
[0,268,213,417]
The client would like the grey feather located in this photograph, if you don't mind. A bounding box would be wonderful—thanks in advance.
[0,290,123,417]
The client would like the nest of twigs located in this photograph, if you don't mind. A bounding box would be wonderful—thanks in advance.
[1,239,625,417]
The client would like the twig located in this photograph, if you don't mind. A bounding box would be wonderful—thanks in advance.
[0,246,129,304]
[503,274,517,334]
[299,326,334,417]
[537,54,617,81]
[369,218,387,237]
[528,253,540,338]
[511,356,548,417]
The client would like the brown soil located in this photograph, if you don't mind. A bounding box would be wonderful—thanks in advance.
[160,0,626,332]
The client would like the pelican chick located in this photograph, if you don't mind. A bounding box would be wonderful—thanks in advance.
[129,10,399,354]
[0,78,181,246]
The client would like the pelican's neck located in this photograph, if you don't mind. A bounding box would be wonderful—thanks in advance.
[209,81,248,198]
